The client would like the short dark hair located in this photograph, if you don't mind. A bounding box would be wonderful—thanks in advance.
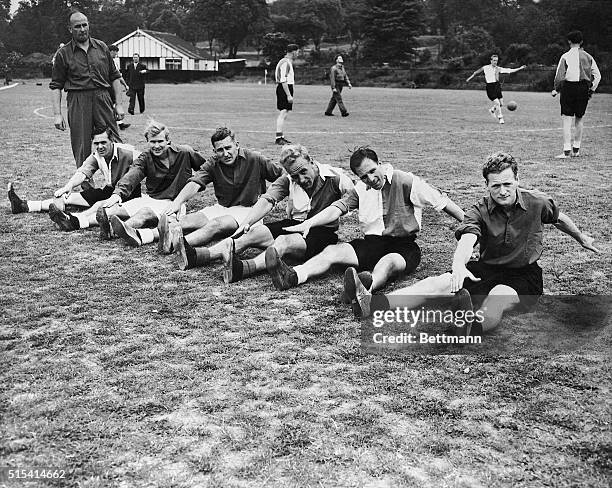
[109,45,119,52]
[210,127,235,146]
[567,30,583,44]
[91,126,112,140]
[349,146,379,174]
[482,152,518,182]
[490,53,499,59]
[133,52,139,56]
[286,43,299,53]
[335,54,343,63]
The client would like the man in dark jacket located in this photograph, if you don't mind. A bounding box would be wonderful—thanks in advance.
[126,53,148,115]
[324,54,352,117]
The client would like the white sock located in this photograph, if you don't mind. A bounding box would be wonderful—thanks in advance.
[139,228,155,244]
[28,200,42,212]
[294,266,308,285]
[573,141,581,149]
[76,215,90,229]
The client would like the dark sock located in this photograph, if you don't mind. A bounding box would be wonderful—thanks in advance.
[564,150,571,156]
[242,258,258,277]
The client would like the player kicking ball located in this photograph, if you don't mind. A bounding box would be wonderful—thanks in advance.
[466,54,526,124]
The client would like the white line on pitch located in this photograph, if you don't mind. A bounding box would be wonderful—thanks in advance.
[167,124,612,136]
[0,83,19,91]
[34,106,54,118]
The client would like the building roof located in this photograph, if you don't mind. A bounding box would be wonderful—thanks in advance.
[142,30,213,60]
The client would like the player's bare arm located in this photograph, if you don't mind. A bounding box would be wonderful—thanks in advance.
[553,212,601,253]
[450,233,481,292]
[283,205,343,237]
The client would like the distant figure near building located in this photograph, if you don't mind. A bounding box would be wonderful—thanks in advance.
[325,54,352,117]
[551,30,601,159]
[126,53,147,115]
[274,43,299,145]
[109,45,130,130]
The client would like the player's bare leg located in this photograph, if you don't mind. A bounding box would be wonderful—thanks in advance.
[557,115,574,158]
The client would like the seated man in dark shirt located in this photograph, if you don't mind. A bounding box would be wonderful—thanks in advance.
[352,152,600,332]
[157,127,283,264]
[96,119,205,245]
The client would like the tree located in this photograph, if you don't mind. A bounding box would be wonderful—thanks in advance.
[185,0,269,58]
[343,0,367,50]
[361,0,424,64]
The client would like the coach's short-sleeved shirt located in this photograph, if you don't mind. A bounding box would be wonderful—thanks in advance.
[262,162,354,229]
[332,165,449,237]
[455,188,560,268]
[188,148,283,208]
[49,38,121,91]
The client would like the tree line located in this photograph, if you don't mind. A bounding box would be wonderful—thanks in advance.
[0,0,610,69]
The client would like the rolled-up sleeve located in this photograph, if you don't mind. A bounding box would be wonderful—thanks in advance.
[332,187,359,214]
[78,155,99,180]
[49,51,67,90]
[454,205,483,241]
[260,156,284,182]
[188,159,214,189]
[262,175,290,204]
[410,175,449,211]
[541,195,560,224]
[338,173,355,195]
[113,153,147,199]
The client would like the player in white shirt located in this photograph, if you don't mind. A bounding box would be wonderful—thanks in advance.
[467,54,526,124]
[274,43,299,145]
[551,30,601,158]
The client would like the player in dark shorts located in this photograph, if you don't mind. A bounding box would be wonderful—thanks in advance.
[8,127,140,231]
[466,54,525,124]
[274,44,298,145]
[266,146,464,296]
[551,30,601,158]
[351,152,600,334]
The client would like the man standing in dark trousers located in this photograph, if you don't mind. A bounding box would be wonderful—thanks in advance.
[325,54,352,117]
[126,53,147,115]
[50,10,125,171]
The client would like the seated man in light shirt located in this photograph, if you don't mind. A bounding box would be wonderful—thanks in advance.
[266,146,465,303]
[8,126,140,231]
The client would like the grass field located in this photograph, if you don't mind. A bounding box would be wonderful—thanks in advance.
[1,81,611,487]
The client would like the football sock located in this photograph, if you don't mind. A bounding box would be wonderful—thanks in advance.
[294,265,307,285]
[138,228,155,244]
[76,215,90,229]
[27,200,42,212]
[275,132,283,140]
[242,258,257,277]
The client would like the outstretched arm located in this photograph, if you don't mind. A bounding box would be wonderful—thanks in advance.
[450,233,480,292]
[507,65,527,74]
[162,181,202,216]
[232,198,274,237]
[442,199,464,222]
[553,212,601,252]
[466,66,484,82]
[283,205,343,237]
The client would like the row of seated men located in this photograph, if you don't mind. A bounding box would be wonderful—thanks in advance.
[8,121,599,336]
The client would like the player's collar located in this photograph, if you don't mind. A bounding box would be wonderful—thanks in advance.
[487,188,526,213]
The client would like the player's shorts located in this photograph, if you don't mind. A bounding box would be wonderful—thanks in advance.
[276,84,294,111]
[560,80,590,117]
[119,195,186,218]
[485,82,503,101]
[266,219,338,260]
[349,235,421,273]
[79,185,141,206]
[198,204,262,227]
[462,260,543,311]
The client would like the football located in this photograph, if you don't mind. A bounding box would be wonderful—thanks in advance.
[507,101,518,111]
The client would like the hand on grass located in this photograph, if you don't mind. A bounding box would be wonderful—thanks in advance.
[579,233,601,253]
[54,186,70,198]
[162,201,182,216]
[450,265,480,293]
